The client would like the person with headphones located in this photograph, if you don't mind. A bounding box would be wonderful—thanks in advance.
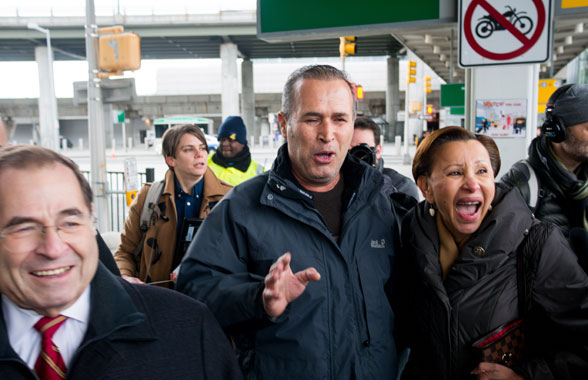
[501,83,588,266]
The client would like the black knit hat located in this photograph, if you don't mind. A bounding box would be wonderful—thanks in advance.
[217,116,248,145]
[551,84,588,128]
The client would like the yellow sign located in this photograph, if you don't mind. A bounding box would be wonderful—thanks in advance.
[537,79,558,113]
[124,157,139,207]
[562,0,588,8]
[126,190,138,206]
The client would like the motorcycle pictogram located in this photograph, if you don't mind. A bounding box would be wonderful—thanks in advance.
[475,6,534,39]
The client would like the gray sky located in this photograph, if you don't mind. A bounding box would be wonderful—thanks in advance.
[0,1,256,98]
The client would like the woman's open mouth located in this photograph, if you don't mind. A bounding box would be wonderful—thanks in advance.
[455,201,481,221]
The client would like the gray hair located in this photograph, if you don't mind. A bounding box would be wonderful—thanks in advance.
[281,64,357,120]
[0,145,93,209]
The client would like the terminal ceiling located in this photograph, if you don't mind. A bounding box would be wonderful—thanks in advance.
[0,13,587,84]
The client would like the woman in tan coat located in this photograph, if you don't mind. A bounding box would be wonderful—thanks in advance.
[115,124,232,286]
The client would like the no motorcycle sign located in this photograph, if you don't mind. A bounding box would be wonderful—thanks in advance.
[459,0,552,67]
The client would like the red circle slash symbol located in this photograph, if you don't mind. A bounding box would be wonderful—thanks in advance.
[464,0,545,60]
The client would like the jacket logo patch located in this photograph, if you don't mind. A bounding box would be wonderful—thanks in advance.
[371,239,386,248]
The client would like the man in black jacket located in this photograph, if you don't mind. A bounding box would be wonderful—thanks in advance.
[501,83,588,263]
[350,117,419,216]
[178,65,401,379]
[0,145,242,380]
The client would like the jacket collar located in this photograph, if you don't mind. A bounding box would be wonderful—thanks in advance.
[202,167,232,199]
[81,263,152,344]
[162,169,176,196]
[261,144,382,241]
[163,168,230,200]
[406,184,535,292]
[266,143,378,204]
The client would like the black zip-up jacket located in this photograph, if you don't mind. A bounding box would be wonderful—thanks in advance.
[177,144,401,380]
[393,184,588,379]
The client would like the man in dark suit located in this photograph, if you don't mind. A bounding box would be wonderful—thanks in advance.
[0,145,242,380]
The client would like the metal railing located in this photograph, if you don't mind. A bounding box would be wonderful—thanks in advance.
[82,170,150,232]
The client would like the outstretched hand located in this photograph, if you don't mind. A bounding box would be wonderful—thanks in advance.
[471,362,525,380]
[262,252,321,318]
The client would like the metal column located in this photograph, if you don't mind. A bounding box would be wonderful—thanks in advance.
[85,0,110,232]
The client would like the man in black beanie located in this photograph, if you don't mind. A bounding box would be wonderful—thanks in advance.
[207,116,264,186]
[501,83,588,266]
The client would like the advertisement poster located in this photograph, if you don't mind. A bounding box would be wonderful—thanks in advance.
[475,99,527,138]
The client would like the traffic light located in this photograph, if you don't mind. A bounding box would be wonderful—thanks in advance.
[426,104,434,115]
[339,36,356,58]
[425,76,432,94]
[407,60,417,84]
[355,84,364,100]
[99,26,141,76]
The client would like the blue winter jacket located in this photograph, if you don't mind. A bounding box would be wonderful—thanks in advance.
[177,144,401,380]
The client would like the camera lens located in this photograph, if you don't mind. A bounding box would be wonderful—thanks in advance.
[350,143,376,167]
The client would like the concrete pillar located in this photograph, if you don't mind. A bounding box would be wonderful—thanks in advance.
[34,46,60,151]
[1,119,16,141]
[220,43,240,121]
[468,64,539,178]
[386,56,400,142]
[241,58,256,140]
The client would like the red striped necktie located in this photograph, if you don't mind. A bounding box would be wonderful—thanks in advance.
[34,315,68,380]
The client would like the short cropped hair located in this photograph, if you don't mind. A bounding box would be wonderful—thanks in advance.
[354,117,381,146]
[0,145,93,209]
[281,64,357,120]
[161,124,208,168]
[412,126,501,181]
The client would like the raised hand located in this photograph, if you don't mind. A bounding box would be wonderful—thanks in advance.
[262,252,321,318]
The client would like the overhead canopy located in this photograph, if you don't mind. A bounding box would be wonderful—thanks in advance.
[0,13,403,62]
[394,12,588,83]
[0,7,586,84]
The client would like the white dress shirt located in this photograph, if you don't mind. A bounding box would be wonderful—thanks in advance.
[2,286,91,370]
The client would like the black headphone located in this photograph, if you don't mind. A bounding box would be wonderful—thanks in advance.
[541,84,574,143]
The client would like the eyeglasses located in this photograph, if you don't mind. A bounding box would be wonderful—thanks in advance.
[0,214,95,252]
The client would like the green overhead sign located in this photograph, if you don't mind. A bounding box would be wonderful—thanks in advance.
[114,110,125,123]
[441,83,466,108]
[257,0,456,42]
